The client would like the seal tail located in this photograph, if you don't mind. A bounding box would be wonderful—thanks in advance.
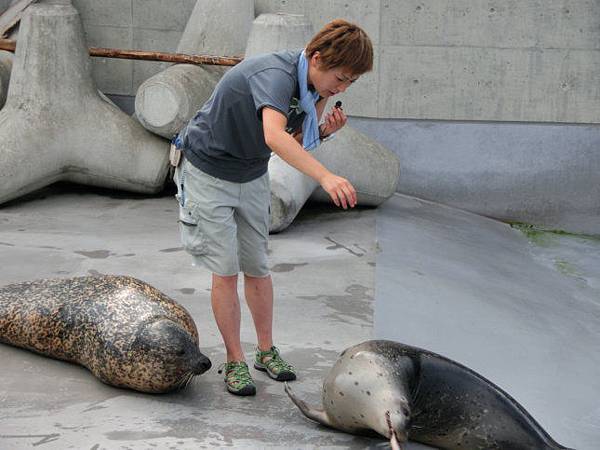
[284,382,334,428]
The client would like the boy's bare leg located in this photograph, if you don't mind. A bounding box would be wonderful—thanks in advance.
[243,274,274,351]
[211,273,245,362]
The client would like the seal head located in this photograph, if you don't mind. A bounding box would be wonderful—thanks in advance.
[323,346,413,442]
[114,317,212,392]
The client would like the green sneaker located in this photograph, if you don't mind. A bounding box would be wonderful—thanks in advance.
[254,346,297,381]
[217,361,256,396]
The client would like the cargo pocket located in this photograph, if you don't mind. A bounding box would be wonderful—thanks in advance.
[178,200,208,256]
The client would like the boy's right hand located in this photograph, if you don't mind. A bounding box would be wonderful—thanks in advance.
[319,173,357,209]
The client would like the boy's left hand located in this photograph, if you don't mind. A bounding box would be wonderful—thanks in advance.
[320,104,347,137]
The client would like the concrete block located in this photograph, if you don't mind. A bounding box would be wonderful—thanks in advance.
[132,27,181,52]
[255,0,600,122]
[380,0,600,49]
[132,0,197,31]
[378,45,600,123]
[334,44,379,119]
[269,153,320,233]
[135,64,222,138]
[72,0,132,28]
[0,1,170,205]
[132,27,182,90]
[309,126,400,206]
[92,57,134,95]
[132,59,174,94]
[270,125,400,233]
[82,22,132,48]
[245,13,314,57]
[83,24,133,95]
[106,93,135,115]
[0,50,12,108]
[254,0,381,46]
[177,0,253,56]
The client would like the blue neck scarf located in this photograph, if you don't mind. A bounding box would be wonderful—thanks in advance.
[297,50,321,150]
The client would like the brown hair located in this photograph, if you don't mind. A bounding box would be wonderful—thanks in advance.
[306,19,373,75]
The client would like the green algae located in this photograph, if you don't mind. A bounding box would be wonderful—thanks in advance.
[509,222,600,247]
[553,259,580,277]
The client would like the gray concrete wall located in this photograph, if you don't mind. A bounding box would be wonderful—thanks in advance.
[257,0,600,123]
[65,0,600,123]
[71,0,196,95]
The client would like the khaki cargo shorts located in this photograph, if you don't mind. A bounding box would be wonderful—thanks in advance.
[174,157,270,277]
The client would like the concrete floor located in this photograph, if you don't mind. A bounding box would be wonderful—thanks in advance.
[0,183,598,449]
[0,182,390,449]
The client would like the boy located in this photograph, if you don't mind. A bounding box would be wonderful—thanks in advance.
[175,19,373,396]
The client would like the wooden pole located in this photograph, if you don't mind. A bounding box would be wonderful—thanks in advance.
[0,39,243,66]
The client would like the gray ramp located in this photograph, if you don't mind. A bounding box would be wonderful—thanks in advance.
[375,194,600,450]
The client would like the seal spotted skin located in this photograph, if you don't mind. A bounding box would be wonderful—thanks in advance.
[0,275,211,393]
[285,340,574,450]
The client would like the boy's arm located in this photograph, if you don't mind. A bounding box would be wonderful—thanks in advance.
[262,106,356,209]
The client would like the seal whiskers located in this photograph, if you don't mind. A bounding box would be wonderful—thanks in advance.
[0,275,212,393]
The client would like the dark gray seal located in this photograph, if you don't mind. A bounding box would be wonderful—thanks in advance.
[285,340,574,450]
[0,275,211,393]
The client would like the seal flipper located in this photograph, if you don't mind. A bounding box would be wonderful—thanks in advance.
[284,382,334,428]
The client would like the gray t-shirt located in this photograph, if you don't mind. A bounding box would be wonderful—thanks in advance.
[180,49,309,183]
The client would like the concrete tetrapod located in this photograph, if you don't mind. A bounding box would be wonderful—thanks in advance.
[0,1,169,205]
[245,13,314,57]
[134,64,223,139]
[310,126,400,206]
[269,153,320,233]
[134,0,253,139]
[270,126,400,233]
[0,48,116,111]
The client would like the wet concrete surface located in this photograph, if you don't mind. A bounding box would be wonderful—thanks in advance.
[2,183,597,449]
[0,182,408,449]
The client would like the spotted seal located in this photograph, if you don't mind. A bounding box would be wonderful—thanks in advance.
[0,275,211,393]
[285,340,573,450]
